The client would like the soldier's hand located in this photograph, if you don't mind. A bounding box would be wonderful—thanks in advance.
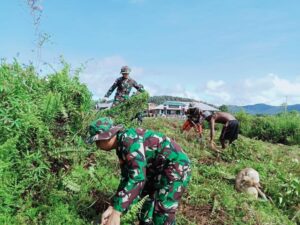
[106,209,121,225]
[101,206,113,225]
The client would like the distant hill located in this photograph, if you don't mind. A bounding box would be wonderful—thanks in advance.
[148,95,218,108]
[228,103,300,115]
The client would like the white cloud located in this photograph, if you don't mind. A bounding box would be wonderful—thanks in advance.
[199,74,300,106]
[271,74,300,96]
[206,80,225,90]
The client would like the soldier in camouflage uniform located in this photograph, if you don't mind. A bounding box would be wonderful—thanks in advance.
[103,66,145,107]
[88,117,191,225]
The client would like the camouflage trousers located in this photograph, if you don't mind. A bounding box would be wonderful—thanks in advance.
[112,95,129,107]
[138,163,191,225]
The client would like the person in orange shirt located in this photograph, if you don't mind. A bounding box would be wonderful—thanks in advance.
[181,107,204,142]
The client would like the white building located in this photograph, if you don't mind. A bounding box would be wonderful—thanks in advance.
[150,101,219,117]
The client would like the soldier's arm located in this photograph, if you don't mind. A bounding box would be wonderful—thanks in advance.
[132,80,145,92]
[104,78,119,97]
[112,138,146,213]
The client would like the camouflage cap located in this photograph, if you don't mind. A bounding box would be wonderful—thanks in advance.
[120,66,131,74]
[87,117,123,143]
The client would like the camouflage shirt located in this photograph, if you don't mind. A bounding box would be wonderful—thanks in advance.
[104,77,144,100]
[112,128,191,213]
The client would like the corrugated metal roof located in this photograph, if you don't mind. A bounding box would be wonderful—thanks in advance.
[163,101,187,106]
[191,102,219,111]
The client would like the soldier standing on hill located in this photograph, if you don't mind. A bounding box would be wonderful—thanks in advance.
[87,117,191,225]
[200,111,239,149]
[103,66,145,107]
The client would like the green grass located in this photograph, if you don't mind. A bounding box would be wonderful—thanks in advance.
[141,118,300,225]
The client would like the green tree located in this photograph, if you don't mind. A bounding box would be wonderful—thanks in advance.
[219,104,229,112]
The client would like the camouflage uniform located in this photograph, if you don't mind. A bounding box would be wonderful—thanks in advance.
[104,77,144,106]
[112,128,191,225]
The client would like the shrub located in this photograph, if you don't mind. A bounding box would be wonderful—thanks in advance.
[235,111,300,145]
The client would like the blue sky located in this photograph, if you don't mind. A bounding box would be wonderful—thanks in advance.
[1,0,300,105]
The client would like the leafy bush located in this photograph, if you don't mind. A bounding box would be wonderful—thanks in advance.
[236,111,300,145]
[0,60,93,224]
[97,91,149,128]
